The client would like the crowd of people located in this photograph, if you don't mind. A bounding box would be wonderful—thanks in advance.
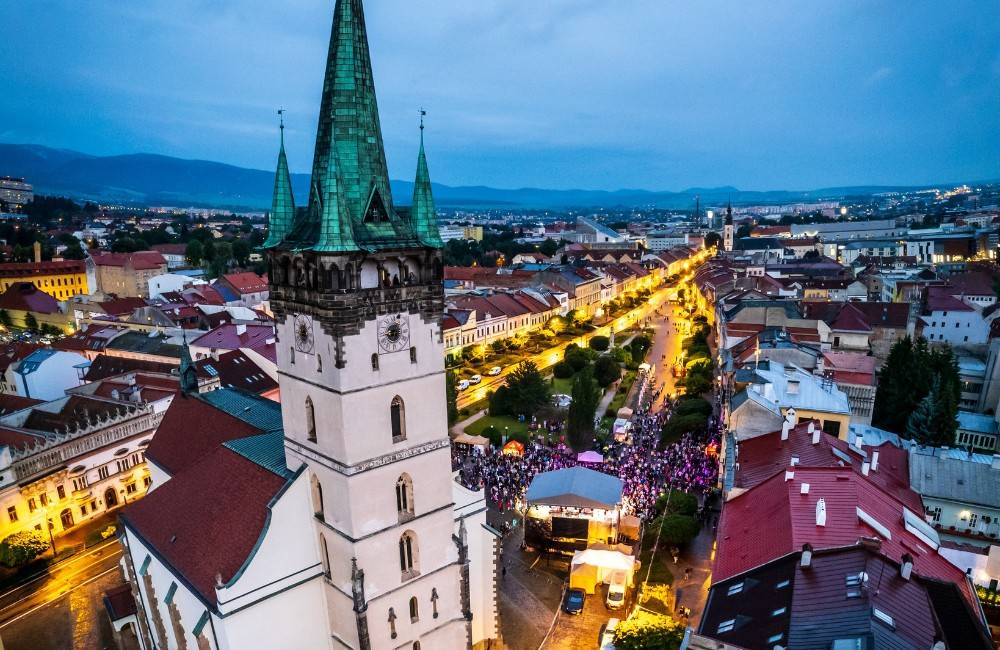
[453,393,720,520]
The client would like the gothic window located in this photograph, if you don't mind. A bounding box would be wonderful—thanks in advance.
[391,396,406,442]
[290,347,295,365]
[409,347,417,364]
[396,474,414,521]
[312,475,324,521]
[319,534,330,578]
[306,397,317,442]
[413,642,421,650]
[409,596,419,623]
[371,353,379,371]
[399,531,419,577]
[317,355,323,373]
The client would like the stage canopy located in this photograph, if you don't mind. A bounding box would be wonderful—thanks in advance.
[576,450,604,464]
[526,466,623,509]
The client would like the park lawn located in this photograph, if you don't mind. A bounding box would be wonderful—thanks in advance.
[551,376,574,395]
[608,370,638,413]
[639,532,675,587]
[465,415,530,443]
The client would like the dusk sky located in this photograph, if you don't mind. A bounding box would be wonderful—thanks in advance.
[3,0,999,191]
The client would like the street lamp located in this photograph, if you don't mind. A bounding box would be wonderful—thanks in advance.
[41,504,56,555]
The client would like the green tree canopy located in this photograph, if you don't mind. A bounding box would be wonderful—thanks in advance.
[613,611,684,650]
[566,366,600,451]
[0,531,49,568]
[593,355,621,388]
[185,239,204,266]
[501,361,550,418]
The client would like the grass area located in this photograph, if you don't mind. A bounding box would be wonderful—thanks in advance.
[465,414,530,444]
[551,376,574,395]
[608,370,638,414]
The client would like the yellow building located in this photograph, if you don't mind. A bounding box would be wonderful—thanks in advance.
[0,260,88,300]
[463,225,484,242]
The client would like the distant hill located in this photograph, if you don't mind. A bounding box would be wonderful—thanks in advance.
[0,142,967,211]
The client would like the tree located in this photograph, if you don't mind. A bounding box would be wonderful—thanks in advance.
[589,335,610,352]
[566,366,599,451]
[673,397,713,418]
[593,355,621,387]
[185,240,204,266]
[0,531,49,568]
[613,610,684,650]
[661,413,708,444]
[552,361,575,379]
[628,335,652,361]
[703,231,722,250]
[564,347,590,372]
[62,239,86,260]
[654,490,698,517]
[538,238,559,257]
[906,380,937,443]
[23,313,38,332]
[232,239,252,267]
[656,513,700,547]
[446,371,459,425]
[502,361,550,418]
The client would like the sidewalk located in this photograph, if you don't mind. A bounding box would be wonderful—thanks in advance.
[666,523,715,629]
[451,409,486,438]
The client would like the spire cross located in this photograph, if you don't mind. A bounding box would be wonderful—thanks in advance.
[278,107,285,131]
[419,108,426,132]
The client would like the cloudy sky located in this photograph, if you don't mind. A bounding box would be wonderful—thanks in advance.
[2,0,998,191]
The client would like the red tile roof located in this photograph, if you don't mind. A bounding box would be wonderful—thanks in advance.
[0,394,43,415]
[121,444,286,605]
[189,324,274,353]
[823,351,877,386]
[97,297,149,316]
[151,243,188,256]
[715,467,975,606]
[733,422,914,508]
[83,355,177,382]
[195,350,277,395]
[0,260,85,278]
[144,394,264,476]
[0,283,62,314]
[945,270,996,297]
[925,286,974,312]
[91,251,167,270]
[221,272,268,295]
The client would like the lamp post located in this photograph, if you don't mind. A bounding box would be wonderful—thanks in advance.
[41,504,56,555]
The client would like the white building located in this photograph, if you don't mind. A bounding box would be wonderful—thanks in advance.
[115,2,499,648]
[920,287,990,347]
[2,348,88,401]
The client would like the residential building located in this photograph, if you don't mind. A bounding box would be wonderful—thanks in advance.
[910,446,1000,547]
[2,348,88,401]
[955,410,999,452]
[0,176,33,210]
[215,272,269,308]
[188,323,275,360]
[0,260,88,300]
[90,251,168,298]
[919,286,990,347]
[0,282,74,333]
[151,244,188,270]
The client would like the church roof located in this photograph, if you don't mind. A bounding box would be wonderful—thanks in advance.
[272,0,439,253]
[261,126,295,249]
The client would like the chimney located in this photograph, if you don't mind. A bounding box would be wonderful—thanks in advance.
[33,241,41,264]
[781,419,792,441]
[800,483,810,494]
[801,543,814,568]
[992,454,1000,470]
[900,553,913,581]
[816,498,827,526]
[871,450,880,472]
[854,433,864,449]
[811,427,821,445]
[236,323,247,336]
[862,462,870,476]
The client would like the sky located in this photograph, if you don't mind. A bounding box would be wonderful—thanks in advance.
[2,0,999,192]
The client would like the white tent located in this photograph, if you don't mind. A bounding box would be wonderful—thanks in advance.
[570,549,637,587]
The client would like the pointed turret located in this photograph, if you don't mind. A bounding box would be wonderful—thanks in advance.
[277,0,424,253]
[263,113,296,249]
[178,333,198,394]
[725,198,733,226]
[411,116,443,248]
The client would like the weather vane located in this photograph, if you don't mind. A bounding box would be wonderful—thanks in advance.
[419,107,426,131]
[278,107,285,132]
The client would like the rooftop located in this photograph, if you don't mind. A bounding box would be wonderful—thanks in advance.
[526,466,623,509]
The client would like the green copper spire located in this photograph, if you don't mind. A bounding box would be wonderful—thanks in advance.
[281,0,424,253]
[263,110,296,249]
[179,333,198,394]
[411,113,443,248]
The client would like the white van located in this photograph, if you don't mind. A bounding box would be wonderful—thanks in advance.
[606,571,626,610]
[468,374,482,385]
[457,379,470,391]
[599,617,619,649]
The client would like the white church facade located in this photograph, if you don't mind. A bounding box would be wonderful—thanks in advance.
[115,1,500,647]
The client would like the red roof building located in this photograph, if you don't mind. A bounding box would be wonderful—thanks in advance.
[189,324,275,358]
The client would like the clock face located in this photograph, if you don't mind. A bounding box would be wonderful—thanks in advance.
[377,314,410,353]
[293,314,315,354]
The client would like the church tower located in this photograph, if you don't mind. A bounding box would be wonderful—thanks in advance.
[723,199,735,253]
[264,1,468,648]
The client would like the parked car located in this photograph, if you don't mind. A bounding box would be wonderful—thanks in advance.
[563,588,586,615]
[488,366,502,376]
[457,379,470,391]
[606,571,627,610]
[598,617,620,649]
[468,374,482,385]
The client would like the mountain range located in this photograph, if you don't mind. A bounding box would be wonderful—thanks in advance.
[0,143,968,212]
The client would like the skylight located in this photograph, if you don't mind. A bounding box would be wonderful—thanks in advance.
[717,619,736,633]
[872,608,894,629]
[727,582,744,596]
[775,579,790,589]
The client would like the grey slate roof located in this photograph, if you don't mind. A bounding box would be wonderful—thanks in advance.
[909,446,1000,509]
[526,467,623,509]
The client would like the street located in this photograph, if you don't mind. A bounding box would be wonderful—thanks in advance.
[0,539,126,650]
[458,280,684,409]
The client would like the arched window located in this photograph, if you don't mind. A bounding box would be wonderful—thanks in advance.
[319,534,330,578]
[371,353,379,371]
[396,474,414,521]
[399,531,419,577]
[317,355,323,373]
[391,396,406,442]
[289,347,295,364]
[311,475,324,521]
[409,596,419,623]
[306,397,317,442]
[413,642,421,650]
